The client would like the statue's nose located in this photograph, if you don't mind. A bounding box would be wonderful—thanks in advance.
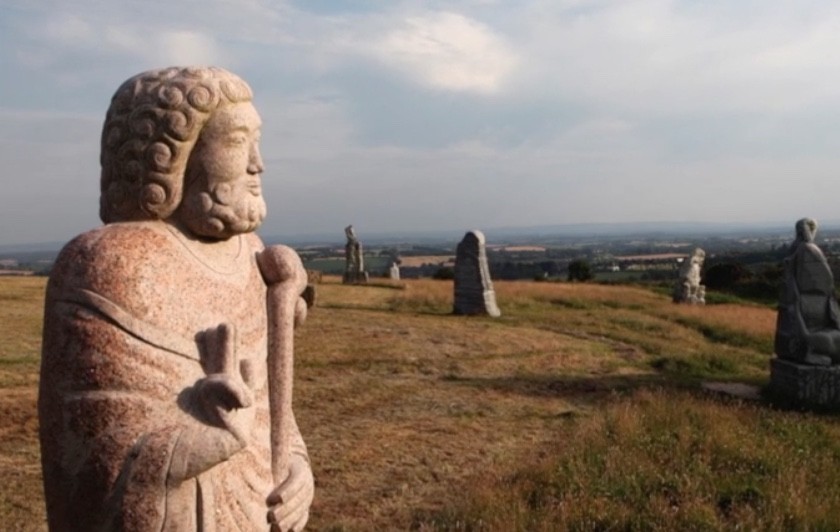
[248,144,264,174]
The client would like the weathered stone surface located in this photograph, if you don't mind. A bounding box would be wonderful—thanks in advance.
[453,230,500,317]
[774,217,840,366]
[770,358,840,408]
[39,67,313,531]
[342,224,368,284]
[701,381,762,401]
[673,248,706,304]
[388,262,400,280]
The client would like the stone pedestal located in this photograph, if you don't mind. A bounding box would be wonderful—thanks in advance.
[770,358,840,408]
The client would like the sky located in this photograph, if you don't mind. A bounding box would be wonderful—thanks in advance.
[2,0,840,246]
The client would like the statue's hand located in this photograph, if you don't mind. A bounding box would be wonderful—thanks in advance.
[194,373,255,444]
[266,453,314,532]
[194,323,255,443]
[257,245,308,294]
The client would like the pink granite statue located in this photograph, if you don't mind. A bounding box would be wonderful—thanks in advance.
[39,67,313,531]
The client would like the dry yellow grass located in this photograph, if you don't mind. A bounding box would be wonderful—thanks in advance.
[669,303,776,339]
[0,275,823,531]
[0,277,47,530]
[397,255,455,268]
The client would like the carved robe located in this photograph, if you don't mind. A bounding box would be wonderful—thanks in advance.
[774,240,840,363]
[39,221,307,531]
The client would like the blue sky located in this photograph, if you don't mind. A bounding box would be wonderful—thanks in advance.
[2,0,840,245]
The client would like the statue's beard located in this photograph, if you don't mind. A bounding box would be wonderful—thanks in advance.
[178,179,267,240]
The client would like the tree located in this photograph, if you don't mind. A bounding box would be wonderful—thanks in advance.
[567,259,593,282]
[704,262,751,290]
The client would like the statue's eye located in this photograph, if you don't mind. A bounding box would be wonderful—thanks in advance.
[226,133,248,146]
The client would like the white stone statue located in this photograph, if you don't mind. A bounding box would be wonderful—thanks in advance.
[673,248,706,304]
[39,67,313,531]
[388,262,400,280]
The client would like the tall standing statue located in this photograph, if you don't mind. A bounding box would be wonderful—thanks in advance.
[453,230,501,317]
[673,248,706,304]
[342,224,368,284]
[39,67,314,531]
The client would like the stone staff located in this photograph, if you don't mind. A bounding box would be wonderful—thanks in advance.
[258,245,308,485]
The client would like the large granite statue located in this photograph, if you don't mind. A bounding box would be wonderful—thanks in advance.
[453,230,501,317]
[771,218,840,408]
[342,224,368,284]
[774,218,840,366]
[39,67,314,531]
[673,248,706,304]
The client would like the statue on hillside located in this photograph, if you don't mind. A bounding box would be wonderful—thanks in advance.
[388,262,400,281]
[673,248,706,304]
[774,217,840,366]
[342,224,368,284]
[39,67,314,531]
[453,230,501,317]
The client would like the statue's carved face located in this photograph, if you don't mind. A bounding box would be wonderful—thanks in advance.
[175,101,267,239]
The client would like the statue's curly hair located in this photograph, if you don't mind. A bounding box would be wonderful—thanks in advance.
[99,66,253,223]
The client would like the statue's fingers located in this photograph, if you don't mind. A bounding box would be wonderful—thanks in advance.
[225,376,253,409]
[217,323,237,375]
[288,510,309,532]
[275,475,313,516]
[201,374,253,410]
[197,328,218,373]
[272,501,309,532]
[266,457,311,505]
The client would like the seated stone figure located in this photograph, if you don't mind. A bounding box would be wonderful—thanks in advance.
[774,217,840,366]
[673,248,706,304]
[39,67,313,530]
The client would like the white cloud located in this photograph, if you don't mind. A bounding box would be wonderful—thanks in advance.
[510,0,840,115]
[7,0,840,243]
[42,14,95,47]
[155,30,227,66]
[371,11,518,94]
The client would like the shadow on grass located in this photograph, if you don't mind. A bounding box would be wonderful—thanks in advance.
[443,370,840,421]
[440,372,681,403]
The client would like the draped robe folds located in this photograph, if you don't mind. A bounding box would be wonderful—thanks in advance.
[775,240,840,363]
[39,221,308,531]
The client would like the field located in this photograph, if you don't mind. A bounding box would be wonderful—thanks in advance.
[2,276,840,530]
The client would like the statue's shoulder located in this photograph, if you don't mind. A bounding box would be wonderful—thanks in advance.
[48,222,177,299]
[56,221,172,267]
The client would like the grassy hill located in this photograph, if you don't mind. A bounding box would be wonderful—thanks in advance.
[1,276,839,530]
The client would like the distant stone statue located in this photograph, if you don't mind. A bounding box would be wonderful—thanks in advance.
[342,224,368,284]
[388,262,400,280]
[673,248,706,304]
[774,218,840,366]
[39,67,313,531]
[453,230,501,317]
